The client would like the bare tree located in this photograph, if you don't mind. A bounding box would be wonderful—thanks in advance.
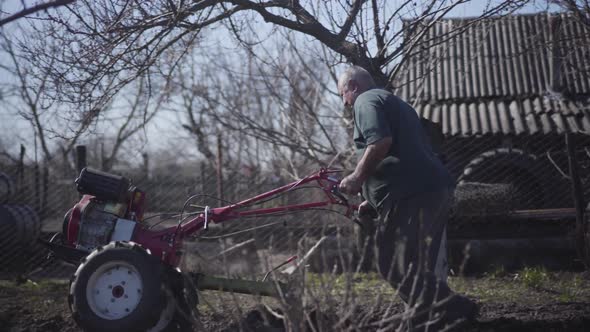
[0,22,167,173]
[164,37,349,178]
[97,75,166,171]
[553,0,590,26]
[0,30,83,164]
[16,1,524,113]
[0,0,74,27]
[0,0,527,178]
[3,0,531,177]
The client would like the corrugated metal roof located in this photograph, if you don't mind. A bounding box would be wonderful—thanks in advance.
[394,13,590,135]
[415,97,590,136]
[396,13,590,101]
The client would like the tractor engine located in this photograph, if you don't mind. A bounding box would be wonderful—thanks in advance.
[63,168,145,252]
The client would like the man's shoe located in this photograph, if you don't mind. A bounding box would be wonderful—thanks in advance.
[408,295,478,331]
[436,295,478,330]
[446,295,478,322]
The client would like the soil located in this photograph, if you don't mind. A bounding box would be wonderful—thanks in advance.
[1,280,589,332]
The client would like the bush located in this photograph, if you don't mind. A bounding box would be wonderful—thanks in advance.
[519,266,548,288]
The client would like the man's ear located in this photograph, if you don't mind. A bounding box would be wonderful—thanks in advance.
[348,79,358,92]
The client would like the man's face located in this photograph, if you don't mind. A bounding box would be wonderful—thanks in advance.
[338,79,358,108]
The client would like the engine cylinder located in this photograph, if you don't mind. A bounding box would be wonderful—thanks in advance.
[75,168,130,202]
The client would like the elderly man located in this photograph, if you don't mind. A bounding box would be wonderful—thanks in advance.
[338,66,477,330]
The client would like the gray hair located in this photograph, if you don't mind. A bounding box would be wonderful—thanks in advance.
[338,66,377,91]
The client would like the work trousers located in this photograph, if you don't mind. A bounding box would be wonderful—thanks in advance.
[375,187,454,307]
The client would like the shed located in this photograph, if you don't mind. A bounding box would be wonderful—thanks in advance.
[395,13,590,217]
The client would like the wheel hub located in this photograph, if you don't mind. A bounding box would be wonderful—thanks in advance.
[112,285,124,298]
[86,261,143,320]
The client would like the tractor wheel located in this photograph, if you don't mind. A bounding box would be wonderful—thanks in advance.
[144,280,196,332]
[155,269,199,332]
[69,241,166,332]
[147,285,176,332]
[154,290,194,332]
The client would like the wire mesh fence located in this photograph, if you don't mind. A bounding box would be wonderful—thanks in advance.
[0,157,354,280]
[1,131,589,280]
[443,133,589,240]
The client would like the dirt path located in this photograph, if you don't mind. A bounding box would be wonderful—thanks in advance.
[469,302,590,331]
[1,280,589,331]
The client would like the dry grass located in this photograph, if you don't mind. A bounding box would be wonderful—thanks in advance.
[1,268,590,331]
[192,267,590,327]
[449,269,590,304]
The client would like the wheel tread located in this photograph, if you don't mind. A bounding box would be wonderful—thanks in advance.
[69,241,165,332]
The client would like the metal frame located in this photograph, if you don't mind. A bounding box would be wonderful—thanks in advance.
[131,168,356,267]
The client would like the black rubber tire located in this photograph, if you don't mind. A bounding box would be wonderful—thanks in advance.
[14,204,40,246]
[160,269,198,332]
[69,241,166,332]
[160,296,194,332]
[0,205,19,270]
[458,148,538,183]
[457,148,549,208]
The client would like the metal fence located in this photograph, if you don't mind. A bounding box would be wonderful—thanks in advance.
[1,131,589,280]
[442,133,589,241]
[0,157,353,280]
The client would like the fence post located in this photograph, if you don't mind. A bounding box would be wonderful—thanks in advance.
[142,152,149,179]
[76,145,87,175]
[18,144,25,189]
[200,161,206,196]
[41,164,48,219]
[565,133,588,267]
[34,159,40,211]
[216,133,224,202]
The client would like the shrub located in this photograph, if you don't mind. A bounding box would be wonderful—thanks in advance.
[520,266,548,288]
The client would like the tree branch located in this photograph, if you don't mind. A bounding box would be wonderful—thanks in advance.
[0,0,75,27]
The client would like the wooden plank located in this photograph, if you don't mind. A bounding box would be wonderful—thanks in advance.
[509,208,577,220]
[194,273,284,298]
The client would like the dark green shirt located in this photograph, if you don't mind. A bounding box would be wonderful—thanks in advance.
[353,89,453,209]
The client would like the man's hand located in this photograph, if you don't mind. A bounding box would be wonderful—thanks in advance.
[339,173,362,195]
[339,137,391,196]
[358,200,375,217]
[358,201,373,217]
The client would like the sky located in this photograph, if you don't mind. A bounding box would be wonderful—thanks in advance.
[0,0,565,164]
[446,0,559,18]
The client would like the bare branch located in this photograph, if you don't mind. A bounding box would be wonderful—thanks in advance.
[0,0,75,27]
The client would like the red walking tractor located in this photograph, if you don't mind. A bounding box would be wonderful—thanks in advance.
[42,167,357,331]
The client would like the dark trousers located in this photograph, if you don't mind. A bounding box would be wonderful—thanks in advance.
[375,187,454,307]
